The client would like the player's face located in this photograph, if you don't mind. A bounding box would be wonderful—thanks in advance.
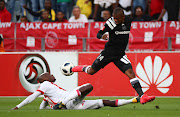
[41,11,49,20]
[44,1,51,10]
[0,1,5,11]
[73,8,80,19]
[56,12,64,20]
[49,74,56,82]
[113,14,125,24]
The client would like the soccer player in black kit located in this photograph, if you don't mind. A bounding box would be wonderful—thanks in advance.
[72,7,155,104]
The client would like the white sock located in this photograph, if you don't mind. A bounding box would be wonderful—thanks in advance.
[62,89,81,104]
[116,99,132,106]
[84,65,91,73]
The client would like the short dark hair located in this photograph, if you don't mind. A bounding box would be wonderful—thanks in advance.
[113,7,124,16]
[135,6,143,12]
[0,0,5,3]
[73,5,80,10]
[45,0,51,3]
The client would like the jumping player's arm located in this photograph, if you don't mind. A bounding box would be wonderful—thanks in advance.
[39,100,52,110]
[97,17,116,40]
[12,91,42,110]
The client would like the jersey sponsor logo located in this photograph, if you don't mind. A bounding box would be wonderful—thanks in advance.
[18,54,50,92]
[136,56,173,94]
[122,24,127,30]
[115,31,130,35]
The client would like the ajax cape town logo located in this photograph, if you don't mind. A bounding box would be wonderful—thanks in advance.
[19,54,50,92]
[45,31,59,48]
[136,56,173,94]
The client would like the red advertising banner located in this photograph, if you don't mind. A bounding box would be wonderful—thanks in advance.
[0,52,78,96]
[1,21,180,51]
[0,22,15,51]
[16,22,88,51]
[0,54,32,96]
[88,22,107,51]
[129,21,167,50]
[165,21,180,50]
[78,52,180,96]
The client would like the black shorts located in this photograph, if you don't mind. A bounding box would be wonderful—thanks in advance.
[91,53,132,73]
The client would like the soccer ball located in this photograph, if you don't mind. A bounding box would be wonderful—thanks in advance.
[60,62,74,76]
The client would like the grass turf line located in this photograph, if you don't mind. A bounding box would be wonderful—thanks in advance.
[0,97,180,117]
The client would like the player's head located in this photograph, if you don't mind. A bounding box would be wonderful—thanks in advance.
[134,6,143,17]
[102,9,111,21]
[112,7,125,24]
[44,0,52,10]
[20,16,28,22]
[56,11,65,21]
[41,10,49,20]
[0,0,5,11]
[37,72,56,83]
[72,5,81,19]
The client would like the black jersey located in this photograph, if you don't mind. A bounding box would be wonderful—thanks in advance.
[97,16,132,57]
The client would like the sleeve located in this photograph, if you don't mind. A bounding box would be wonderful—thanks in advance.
[26,8,42,17]
[96,18,112,39]
[16,91,41,108]
[36,82,48,94]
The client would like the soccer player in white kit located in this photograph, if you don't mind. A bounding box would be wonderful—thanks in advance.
[12,72,138,110]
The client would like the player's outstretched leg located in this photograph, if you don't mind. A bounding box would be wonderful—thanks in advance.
[53,83,93,110]
[72,65,97,75]
[103,97,138,107]
[72,65,89,72]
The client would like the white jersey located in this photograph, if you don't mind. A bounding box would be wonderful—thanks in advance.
[16,82,104,110]
[37,81,68,107]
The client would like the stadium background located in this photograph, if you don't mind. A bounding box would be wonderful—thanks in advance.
[0,0,180,116]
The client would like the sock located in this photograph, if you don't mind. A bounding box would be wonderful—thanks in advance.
[72,65,88,72]
[83,65,91,73]
[130,77,144,97]
[115,99,132,106]
[62,89,81,104]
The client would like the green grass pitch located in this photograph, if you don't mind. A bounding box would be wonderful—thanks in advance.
[0,97,180,117]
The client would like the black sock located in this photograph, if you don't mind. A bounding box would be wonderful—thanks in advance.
[130,78,144,97]
[82,67,86,72]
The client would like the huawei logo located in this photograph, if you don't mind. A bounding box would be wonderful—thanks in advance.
[136,56,173,94]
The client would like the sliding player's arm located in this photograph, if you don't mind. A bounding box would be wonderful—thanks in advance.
[12,91,42,110]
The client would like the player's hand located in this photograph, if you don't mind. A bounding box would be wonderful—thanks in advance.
[101,34,109,40]
[12,107,19,110]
